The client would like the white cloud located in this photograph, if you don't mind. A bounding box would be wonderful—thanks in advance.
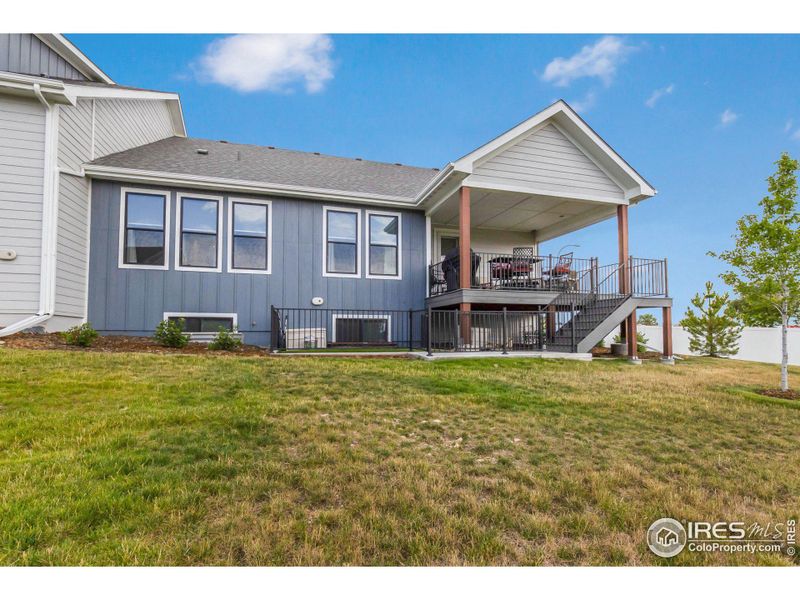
[569,90,597,113]
[792,128,800,141]
[785,119,794,133]
[645,83,675,108]
[719,109,739,127]
[541,36,635,87]
[196,34,334,93]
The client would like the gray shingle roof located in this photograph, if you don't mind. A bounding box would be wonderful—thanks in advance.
[89,137,441,201]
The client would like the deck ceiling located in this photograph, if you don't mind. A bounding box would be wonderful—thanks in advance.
[429,187,617,238]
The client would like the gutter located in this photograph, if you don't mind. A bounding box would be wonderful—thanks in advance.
[83,165,420,209]
[0,84,60,337]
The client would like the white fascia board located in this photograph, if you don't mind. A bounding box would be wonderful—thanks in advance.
[62,83,180,101]
[0,71,76,105]
[34,34,114,84]
[83,165,420,209]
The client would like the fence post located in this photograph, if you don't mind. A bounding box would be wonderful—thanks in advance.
[571,302,576,352]
[269,305,275,352]
[408,309,413,352]
[663,257,669,297]
[538,313,546,350]
[502,307,508,355]
[426,306,433,356]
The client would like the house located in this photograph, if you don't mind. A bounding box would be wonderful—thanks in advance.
[0,34,674,361]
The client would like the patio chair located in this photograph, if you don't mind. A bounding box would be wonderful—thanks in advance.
[543,252,574,289]
[512,246,537,288]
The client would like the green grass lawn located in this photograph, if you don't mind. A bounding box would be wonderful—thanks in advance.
[0,349,798,566]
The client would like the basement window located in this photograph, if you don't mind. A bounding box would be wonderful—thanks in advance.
[164,313,237,335]
[332,314,391,344]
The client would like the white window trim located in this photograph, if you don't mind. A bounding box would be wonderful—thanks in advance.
[226,197,273,274]
[175,192,224,273]
[117,187,172,271]
[163,312,239,337]
[322,206,361,278]
[365,210,402,280]
[331,313,392,343]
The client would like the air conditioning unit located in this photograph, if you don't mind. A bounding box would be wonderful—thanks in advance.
[285,328,327,350]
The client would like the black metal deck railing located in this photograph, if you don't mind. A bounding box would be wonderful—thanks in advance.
[428,252,668,299]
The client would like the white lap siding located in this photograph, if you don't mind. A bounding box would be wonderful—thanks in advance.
[53,97,178,320]
[0,94,46,321]
[473,123,624,202]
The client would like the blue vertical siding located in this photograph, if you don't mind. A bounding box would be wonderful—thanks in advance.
[88,180,427,346]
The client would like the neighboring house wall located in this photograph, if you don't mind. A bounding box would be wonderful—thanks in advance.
[0,94,46,324]
[88,180,428,346]
[53,97,179,321]
[472,123,624,201]
[0,34,88,80]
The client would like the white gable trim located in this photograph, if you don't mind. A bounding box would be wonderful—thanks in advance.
[451,100,655,200]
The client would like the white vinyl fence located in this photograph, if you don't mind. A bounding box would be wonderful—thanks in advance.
[603,325,800,366]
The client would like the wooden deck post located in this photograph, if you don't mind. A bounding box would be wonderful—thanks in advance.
[459,186,472,345]
[617,205,629,341]
[627,310,639,362]
[661,306,674,364]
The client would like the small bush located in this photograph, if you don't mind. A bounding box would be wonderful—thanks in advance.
[154,318,190,348]
[208,327,242,351]
[613,331,649,354]
[595,338,606,349]
[61,322,99,347]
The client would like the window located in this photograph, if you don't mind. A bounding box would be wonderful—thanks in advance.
[332,314,391,344]
[367,211,401,278]
[228,198,272,273]
[323,207,361,277]
[164,313,237,335]
[177,194,222,271]
[119,189,170,270]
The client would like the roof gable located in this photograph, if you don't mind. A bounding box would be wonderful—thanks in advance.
[453,100,655,202]
[471,122,624,202]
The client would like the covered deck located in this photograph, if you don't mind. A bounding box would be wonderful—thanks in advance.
[418,101,673,360]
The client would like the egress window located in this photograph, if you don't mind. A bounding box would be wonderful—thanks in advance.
[177,194,222,271]
[332,315,391,344]
[119,189,170,270]
[367,211,401,278]
[228,199,271,273]
[324,207,360,277]
[164,313,238,339]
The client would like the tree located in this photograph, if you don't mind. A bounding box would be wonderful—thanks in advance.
[679,281,742,357]
[710,152,800,390]
[638,313,659,326]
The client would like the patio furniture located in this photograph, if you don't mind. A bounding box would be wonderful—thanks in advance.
[442,247,481,291]
[489,249,541,288]
[543,252,574,289]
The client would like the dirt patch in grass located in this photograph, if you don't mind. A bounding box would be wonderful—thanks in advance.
[0,332,267,356]
[756,388,800,401]
[591,347,663,360]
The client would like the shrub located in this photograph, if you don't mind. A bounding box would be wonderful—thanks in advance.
[613,331,649,354]
[61,322,99,347]
[638,313,659,326]
[208,327,242,351]
[154,318,190,348]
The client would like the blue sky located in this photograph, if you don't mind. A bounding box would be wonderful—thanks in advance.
[69,34,800,317]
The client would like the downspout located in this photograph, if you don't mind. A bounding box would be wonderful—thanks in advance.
[0,84,59,336]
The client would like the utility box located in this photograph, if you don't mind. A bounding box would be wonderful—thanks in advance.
[285,328,327,350]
